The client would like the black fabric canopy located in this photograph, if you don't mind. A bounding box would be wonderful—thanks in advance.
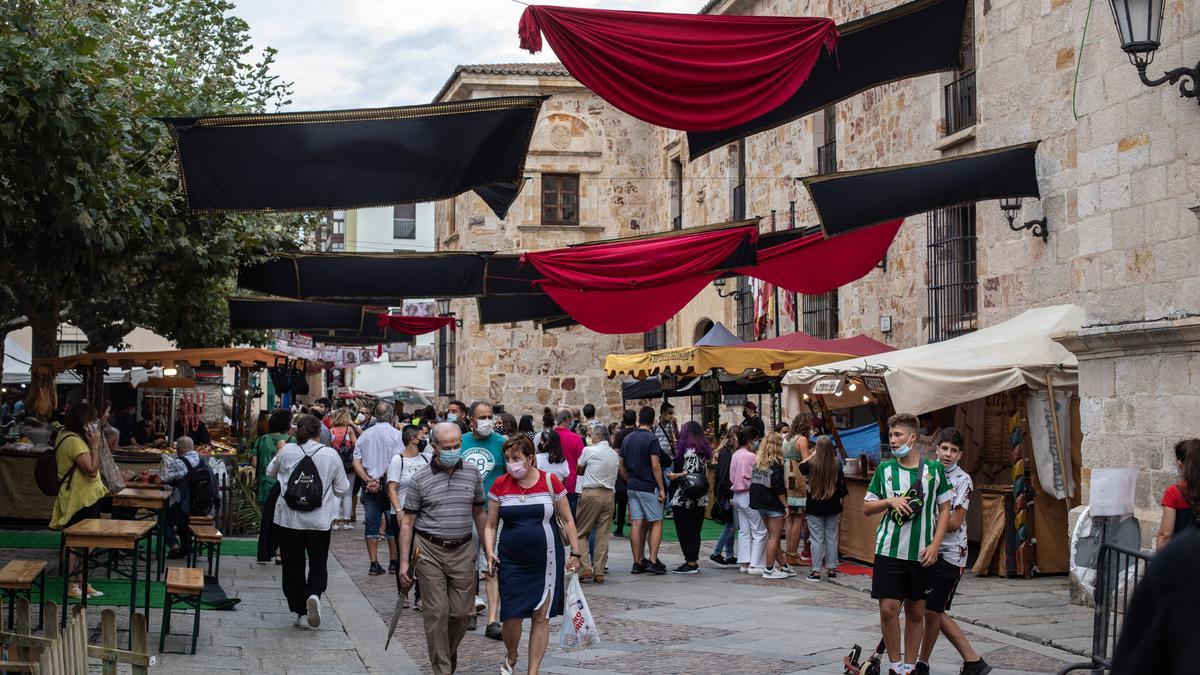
[803,142,1042,237]
[237,252,490,303]
[227,298,416,345]
[161,96,546,218]
[476,294,569,325]
[687,0,967,160]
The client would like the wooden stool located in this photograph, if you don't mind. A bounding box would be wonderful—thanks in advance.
[0,560,46,630]
[160,567,203,655]
[188,515,214,526]
[187,525,223,580]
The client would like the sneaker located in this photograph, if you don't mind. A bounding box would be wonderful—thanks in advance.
[746,566,765,575]
[306,595,321,628]
[413,599,423,612]
[959,659,993,675]
[68,584,84,600]
[293,614,307,628]
[368,561,386,576]
[762,567,790,580]
[630,560,645,575]
[388,560,399,574]
[344,522,355,529]
[827,569,839,579]
[915,662,930,675]
[647,559,667,575]
[86,584,104,598]
[671,563,699,574]
[806,570,822,582]
[779,565,797,577]
[738,566,749,574]
[485,621,503,640]
[708,553,730,568]
[474,595,487,612]
[724,556,738,566]
[500,654,517,675]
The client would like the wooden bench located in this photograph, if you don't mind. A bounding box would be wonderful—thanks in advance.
[187,515,214,526]
[0,561,46,630]
[186,525,223,580]
[160,567,203,655]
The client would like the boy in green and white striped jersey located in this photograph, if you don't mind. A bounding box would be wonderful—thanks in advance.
[863,413,952,675]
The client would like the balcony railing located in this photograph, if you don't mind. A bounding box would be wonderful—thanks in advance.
[944,70,976,135]
[816,140,837,174]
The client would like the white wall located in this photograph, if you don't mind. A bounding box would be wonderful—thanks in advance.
[346,329,435,395]
[348,203,434,253]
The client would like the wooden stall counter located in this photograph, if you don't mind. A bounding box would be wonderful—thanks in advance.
[838,474,883,564]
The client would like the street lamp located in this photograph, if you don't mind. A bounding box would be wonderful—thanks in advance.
[1000,197,1049,243]
[711,277,750,300]
[1109,0,1198,103]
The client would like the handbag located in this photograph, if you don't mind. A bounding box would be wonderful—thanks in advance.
[677,471,709,501]
[709,497,733,525]
[545,470,571,547]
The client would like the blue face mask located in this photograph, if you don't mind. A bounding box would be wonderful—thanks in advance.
[437,446,462,467]
[446,414,458,422]
[892,443,912,458]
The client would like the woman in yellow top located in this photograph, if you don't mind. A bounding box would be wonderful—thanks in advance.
[50,403,110,599]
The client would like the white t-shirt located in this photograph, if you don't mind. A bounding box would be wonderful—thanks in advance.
[577,441,620,491]
[939,463,973,567]
[536,453,571,486]
[385,450,432,514]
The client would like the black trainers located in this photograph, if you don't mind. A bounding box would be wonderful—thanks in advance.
[647,559,667,575]
[485,621,503,640]
[915,662,930,675]
[368,561,386,576]
[724,555,738,566]
[708,553,729,568]
[630,559,645,575]
[388,559,398,574]
[959,659,992,675]
[827,569,839,578]
[671,563,699,574]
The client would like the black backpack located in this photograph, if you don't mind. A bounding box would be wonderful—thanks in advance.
[283,446,325,512]
[35,432,75,496]
[179,455,217,516]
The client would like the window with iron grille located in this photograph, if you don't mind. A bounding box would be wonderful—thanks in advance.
[802,291,838,339]
[670,157,683,230]
[436,300,456,397]
[541,173,579,225]
[393,204,416,239]
[731,140,746,220]
[735,276,755,342]
[817,106,837,174]
[926,205,978,343]
[643,323,667,351]
[943,1,976,135]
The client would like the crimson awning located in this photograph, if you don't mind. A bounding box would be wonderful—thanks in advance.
[518,5,837,131]
[687,0,968,159]
[803,142,1041,237]
[739,219,902,294]
[160,96,545,218]
[376,314,456,335]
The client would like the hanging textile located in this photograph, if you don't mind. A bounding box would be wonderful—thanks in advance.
[740,218,902,294]
[803,142,1041,237]
[688,0,968,158]
[228,298,371,331]
[520,224,757,291]
[540,274,720,335]
[375,314,457,335]
[237,252,490,303]
[161,96,545,218]
[518,5,838,131]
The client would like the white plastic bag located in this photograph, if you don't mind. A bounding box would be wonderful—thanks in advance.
[558,572,600,652]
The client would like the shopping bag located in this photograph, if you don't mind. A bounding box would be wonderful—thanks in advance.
[558,572,600,652]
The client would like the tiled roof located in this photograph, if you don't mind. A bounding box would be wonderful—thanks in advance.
[433,62,571,102]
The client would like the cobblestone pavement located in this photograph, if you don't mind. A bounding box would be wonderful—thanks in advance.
[329,527,1084,675]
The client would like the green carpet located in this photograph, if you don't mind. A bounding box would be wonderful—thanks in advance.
[0,530,258,556]
[613,518,727,542]
[36,577,236,609]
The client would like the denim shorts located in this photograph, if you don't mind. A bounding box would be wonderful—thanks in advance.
[627,489,663,523]
[757,508,786,520]
[361,486,398,540]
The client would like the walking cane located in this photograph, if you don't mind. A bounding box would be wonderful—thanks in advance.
[384,540,418,650]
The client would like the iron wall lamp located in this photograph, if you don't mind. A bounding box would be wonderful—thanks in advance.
[1109,0,1198,104]
[711,277,751,300]
[1000,198,1049,243]
[438,313,464,328]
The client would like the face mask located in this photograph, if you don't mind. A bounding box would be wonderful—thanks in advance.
[437,446,462,467]
[506,461,529,479]
[446,414,458,422]
[417,439,428,452]
[892,443,912,458]
[475,419,494,437]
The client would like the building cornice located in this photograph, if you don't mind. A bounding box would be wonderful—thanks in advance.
[1053,316,1200,360]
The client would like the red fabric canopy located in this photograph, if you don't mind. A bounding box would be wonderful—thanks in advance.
[741,218,902,294]
[733,331,894,356]
[375,314,456,335]
[539,273,719,335]
[518,5,838,131]
[520,225,756,291]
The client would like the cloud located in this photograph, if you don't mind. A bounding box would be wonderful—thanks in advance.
[234,0,701,111]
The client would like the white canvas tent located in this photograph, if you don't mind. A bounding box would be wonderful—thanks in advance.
[782,304,1085,415]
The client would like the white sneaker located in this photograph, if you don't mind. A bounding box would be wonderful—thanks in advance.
[293,614,307,628]
[345,522,355,529]
[474,595,487,611]
[779,565,797,577]
[500,655,516,675]
[762,567,790,580]
[307,595,321,628]
[746,566,765,575]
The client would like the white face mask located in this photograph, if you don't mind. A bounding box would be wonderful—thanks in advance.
[475,419,494,437]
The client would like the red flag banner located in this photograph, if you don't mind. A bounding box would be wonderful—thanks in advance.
[518,5,838,131]
[375,314,457,335]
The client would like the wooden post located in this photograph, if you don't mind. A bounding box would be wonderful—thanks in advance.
[100,610,117,675]
[130,613,149,675]
[15,596,30,663]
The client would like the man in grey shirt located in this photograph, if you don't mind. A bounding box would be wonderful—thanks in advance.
[398,422,486,675]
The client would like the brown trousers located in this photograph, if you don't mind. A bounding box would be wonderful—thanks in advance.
[574,487,615,572]
[414,534,476,675]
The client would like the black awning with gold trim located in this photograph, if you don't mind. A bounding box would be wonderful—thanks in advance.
[236,252,490,303]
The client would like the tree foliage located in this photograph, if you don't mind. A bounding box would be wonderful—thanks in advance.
[0,0,309,411]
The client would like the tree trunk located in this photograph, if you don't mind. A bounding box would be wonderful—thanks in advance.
[27,304,59,419]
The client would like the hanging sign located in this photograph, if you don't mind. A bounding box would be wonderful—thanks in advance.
[861,375,888,393]
[810,377,843,395]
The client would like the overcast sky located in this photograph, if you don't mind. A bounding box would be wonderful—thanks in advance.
[234,0,702,112]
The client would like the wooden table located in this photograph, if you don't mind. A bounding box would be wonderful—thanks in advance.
[838,475,884,564]
[112,488,171,580]
[61,518,154,646]
[125,481,170,492]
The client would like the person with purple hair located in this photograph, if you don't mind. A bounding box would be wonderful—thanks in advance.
[667,420,713,574]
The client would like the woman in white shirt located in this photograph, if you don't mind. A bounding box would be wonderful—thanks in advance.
[267,414,350,629]
[535,428,571,483]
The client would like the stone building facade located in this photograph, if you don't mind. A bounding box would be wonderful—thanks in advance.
[431,1,1200,533]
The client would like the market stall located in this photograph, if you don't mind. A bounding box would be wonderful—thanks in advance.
[782,304,1085,574]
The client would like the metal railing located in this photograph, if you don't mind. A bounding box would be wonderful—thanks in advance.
[1057,541,1153,674]
[816,139,837,174]
[944,70,976,135]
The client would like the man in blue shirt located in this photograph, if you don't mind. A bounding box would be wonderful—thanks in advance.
[619,406,667,575]
[461,400,506,638]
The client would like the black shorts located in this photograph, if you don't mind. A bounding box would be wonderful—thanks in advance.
[870,554,932,602]
[923,558,963,613]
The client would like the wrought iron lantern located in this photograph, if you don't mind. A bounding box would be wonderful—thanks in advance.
[711,277,750,299]
[1000,197,1049,243]
[1109,0,1198,103]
